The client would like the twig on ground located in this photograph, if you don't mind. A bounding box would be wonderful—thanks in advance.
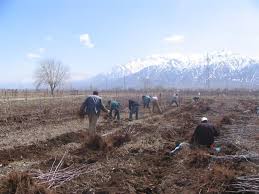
[227,175,259,193]
[31,151,102,188]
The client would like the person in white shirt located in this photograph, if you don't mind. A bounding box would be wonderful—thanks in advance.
[151,96,162,114]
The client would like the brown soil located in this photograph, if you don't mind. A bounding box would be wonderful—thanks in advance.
[85,135,108,151]
[0,95,258,194]
[0,131,84,166]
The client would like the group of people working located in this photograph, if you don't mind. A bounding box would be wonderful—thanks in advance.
[79,91,219,149]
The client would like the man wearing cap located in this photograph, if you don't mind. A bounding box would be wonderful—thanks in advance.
[79,91,109,135]
[190,117,220,148]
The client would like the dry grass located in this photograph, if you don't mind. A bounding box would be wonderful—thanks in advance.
[220,115,233,125]
[0,171,53,194]
[187,150,211,168]
[0,93,258,193]
[106,132,131,148]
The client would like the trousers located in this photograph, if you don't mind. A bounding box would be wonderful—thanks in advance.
[88,113,98,135]
[152,100,162,114]
[110,108,120,120]
[129,106,139,120]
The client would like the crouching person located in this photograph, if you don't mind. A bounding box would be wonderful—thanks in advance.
[151,96,162,114]
[79,91,109,135]
[108,100,120,120]
[193,96,200,102]
[190,117,219,148]
[142,95,151,108]
[129,99,139,121]
[171,93,179,107]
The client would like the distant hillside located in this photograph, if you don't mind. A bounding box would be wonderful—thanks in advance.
[82,51,259,89]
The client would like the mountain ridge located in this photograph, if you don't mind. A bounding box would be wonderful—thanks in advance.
[84,51,259,89]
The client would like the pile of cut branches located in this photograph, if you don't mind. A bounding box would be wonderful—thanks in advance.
[228,175,259,193]
[31,152,102,189]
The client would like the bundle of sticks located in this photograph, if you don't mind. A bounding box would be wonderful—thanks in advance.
[210,154,259,161]
[228,175,259,193]
[30,152,102,188]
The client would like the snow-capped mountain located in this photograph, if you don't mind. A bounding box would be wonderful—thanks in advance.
[84,51,259,89]
[108,55,174,78]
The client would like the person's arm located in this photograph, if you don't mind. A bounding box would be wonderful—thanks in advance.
[79,99,87,118]
[190,126,198,144]
[213,126,220,136]
[128,100,132,110]
[100,99,109,113]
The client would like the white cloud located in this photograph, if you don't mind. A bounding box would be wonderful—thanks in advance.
[27,53,41,59]
[27,47,46,59]
[164,35,185,44]
[80,33,94,48]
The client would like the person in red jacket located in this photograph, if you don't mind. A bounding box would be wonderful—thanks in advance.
[190,117,220,148]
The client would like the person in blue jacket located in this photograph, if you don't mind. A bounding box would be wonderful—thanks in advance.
[79,91,109,135]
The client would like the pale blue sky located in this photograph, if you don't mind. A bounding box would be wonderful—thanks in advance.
[1,0,259,87]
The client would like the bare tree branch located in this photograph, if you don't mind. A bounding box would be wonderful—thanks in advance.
[34,59,70,95]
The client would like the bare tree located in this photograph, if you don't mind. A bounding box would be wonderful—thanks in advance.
[34,59,70,95]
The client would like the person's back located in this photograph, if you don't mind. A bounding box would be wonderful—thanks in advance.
[109,100,120,119]
[151,96,158,101]
[142,95,148,101]
[79,91,109,135]
[172,96,177,101]
[193,96,200,102]
[129,100,139,120]
[171,94,179,107]
[142,95,151,108]
[151,96,162,113]
[129,99,139,110]
[191,118,219,147]
[110,100,120,110]
[83,95,103,115]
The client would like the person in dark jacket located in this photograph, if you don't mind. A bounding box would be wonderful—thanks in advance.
[193,96,200,102]
[79,91,109,135]
[108,100,120,120]
[129,99,139,120]
[142,95,151,108]
[190,117,219,147]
